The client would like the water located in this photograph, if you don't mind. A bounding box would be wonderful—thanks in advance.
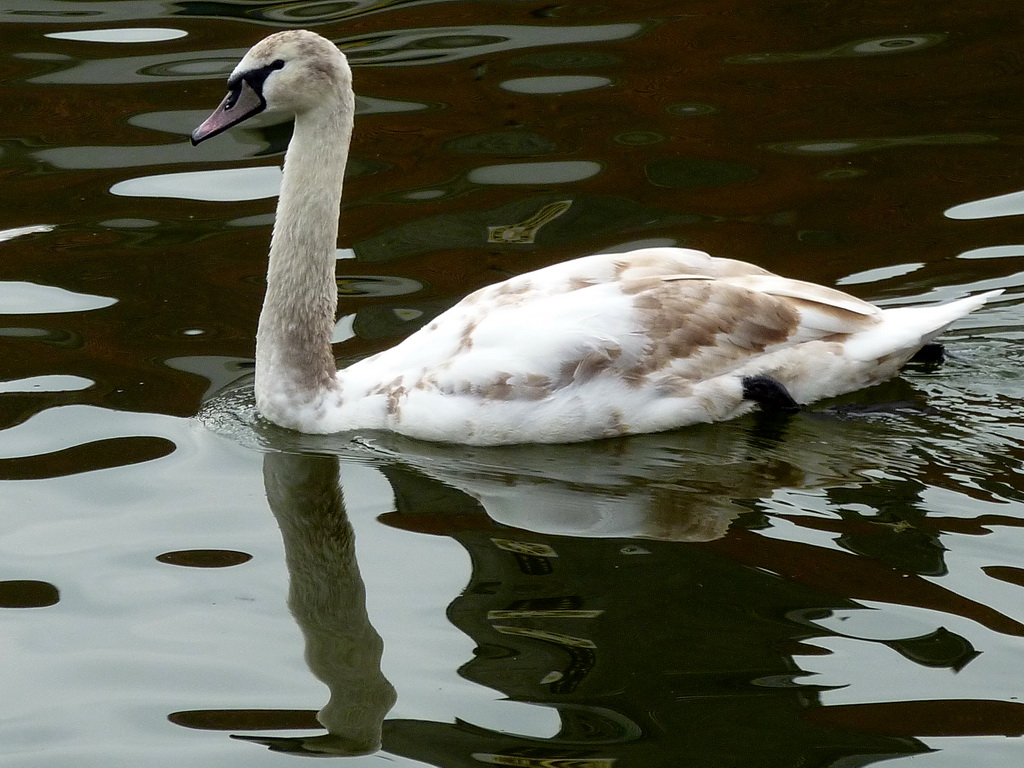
[2,2,1024,765]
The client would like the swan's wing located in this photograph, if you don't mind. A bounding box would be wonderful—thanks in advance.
[663,273,881,335]
[613,247,774,281]
[462,246,773,307]
[391,271,882,399]
[460,246,874,338]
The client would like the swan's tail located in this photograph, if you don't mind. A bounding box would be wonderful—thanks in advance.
[844,289,1004,361]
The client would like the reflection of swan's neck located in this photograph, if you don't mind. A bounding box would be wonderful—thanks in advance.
[263,452,395,755]
[255,94,353,419]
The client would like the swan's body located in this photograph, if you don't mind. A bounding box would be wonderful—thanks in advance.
[193,30,1001,446]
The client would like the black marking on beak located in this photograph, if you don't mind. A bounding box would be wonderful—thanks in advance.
[191,59,285,145]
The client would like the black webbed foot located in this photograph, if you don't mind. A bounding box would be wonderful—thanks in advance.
[741,374,801,413]
[905,342,945,367]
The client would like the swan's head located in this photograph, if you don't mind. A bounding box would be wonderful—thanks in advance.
[191,30,351,145]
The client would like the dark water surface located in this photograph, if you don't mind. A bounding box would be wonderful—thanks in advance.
[3,1,1024,765]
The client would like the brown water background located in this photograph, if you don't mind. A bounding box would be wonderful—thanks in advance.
[2,2,1024,766]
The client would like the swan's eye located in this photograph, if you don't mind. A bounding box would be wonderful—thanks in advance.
[243,59,287,94]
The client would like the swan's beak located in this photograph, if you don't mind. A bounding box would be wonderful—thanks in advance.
[191,79,266,145]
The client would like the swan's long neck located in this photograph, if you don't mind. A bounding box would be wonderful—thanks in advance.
[255,90,354,424]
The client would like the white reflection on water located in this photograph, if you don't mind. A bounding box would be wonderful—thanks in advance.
[0,375,93,394]
[130,110,250,136]
[0,404,168,460]
[946,189,1024,220]
[806,599,1024,707]
[467,160,601,185]
[332,313,356,344]
[36,135,261,170]
[766,133,997,156]
[46,27,187,43]
[837,263,924,286]
[110,166,282,201]
[0,224,55,243]
[355,95,432,115]
[163,356,253,399]
[500,75,612,94]
[867,271,1023,309]
[402,189,445,200]
[958,245,1024,260]
[0,281,116,313]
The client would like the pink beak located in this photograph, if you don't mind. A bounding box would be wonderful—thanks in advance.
[191,78,266,145]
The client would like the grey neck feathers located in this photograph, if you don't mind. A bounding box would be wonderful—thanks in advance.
[256,91,354,405]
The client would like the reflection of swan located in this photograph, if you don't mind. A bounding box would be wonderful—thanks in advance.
[238,451,396,756]
[210,379,931,543]
[192,30,1000,446]
[369,397,919,542]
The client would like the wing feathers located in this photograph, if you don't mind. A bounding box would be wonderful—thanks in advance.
[359,248,989,417]
[664,273,878,317]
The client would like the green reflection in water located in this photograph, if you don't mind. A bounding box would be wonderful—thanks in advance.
[509,50,621,69]
[444,130,557,157]
[353,195,705,262]
[646,156,758,188]
[731,33,948,64]
[766,133,998,156]
[666,102,717,117]
[614,131,665,145]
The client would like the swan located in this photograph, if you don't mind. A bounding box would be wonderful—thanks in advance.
[192,29,1001,446]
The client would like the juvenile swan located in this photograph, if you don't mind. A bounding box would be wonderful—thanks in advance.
[192,30,1001,446]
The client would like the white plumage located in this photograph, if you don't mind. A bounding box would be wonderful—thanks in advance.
[192,30,1001,446]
